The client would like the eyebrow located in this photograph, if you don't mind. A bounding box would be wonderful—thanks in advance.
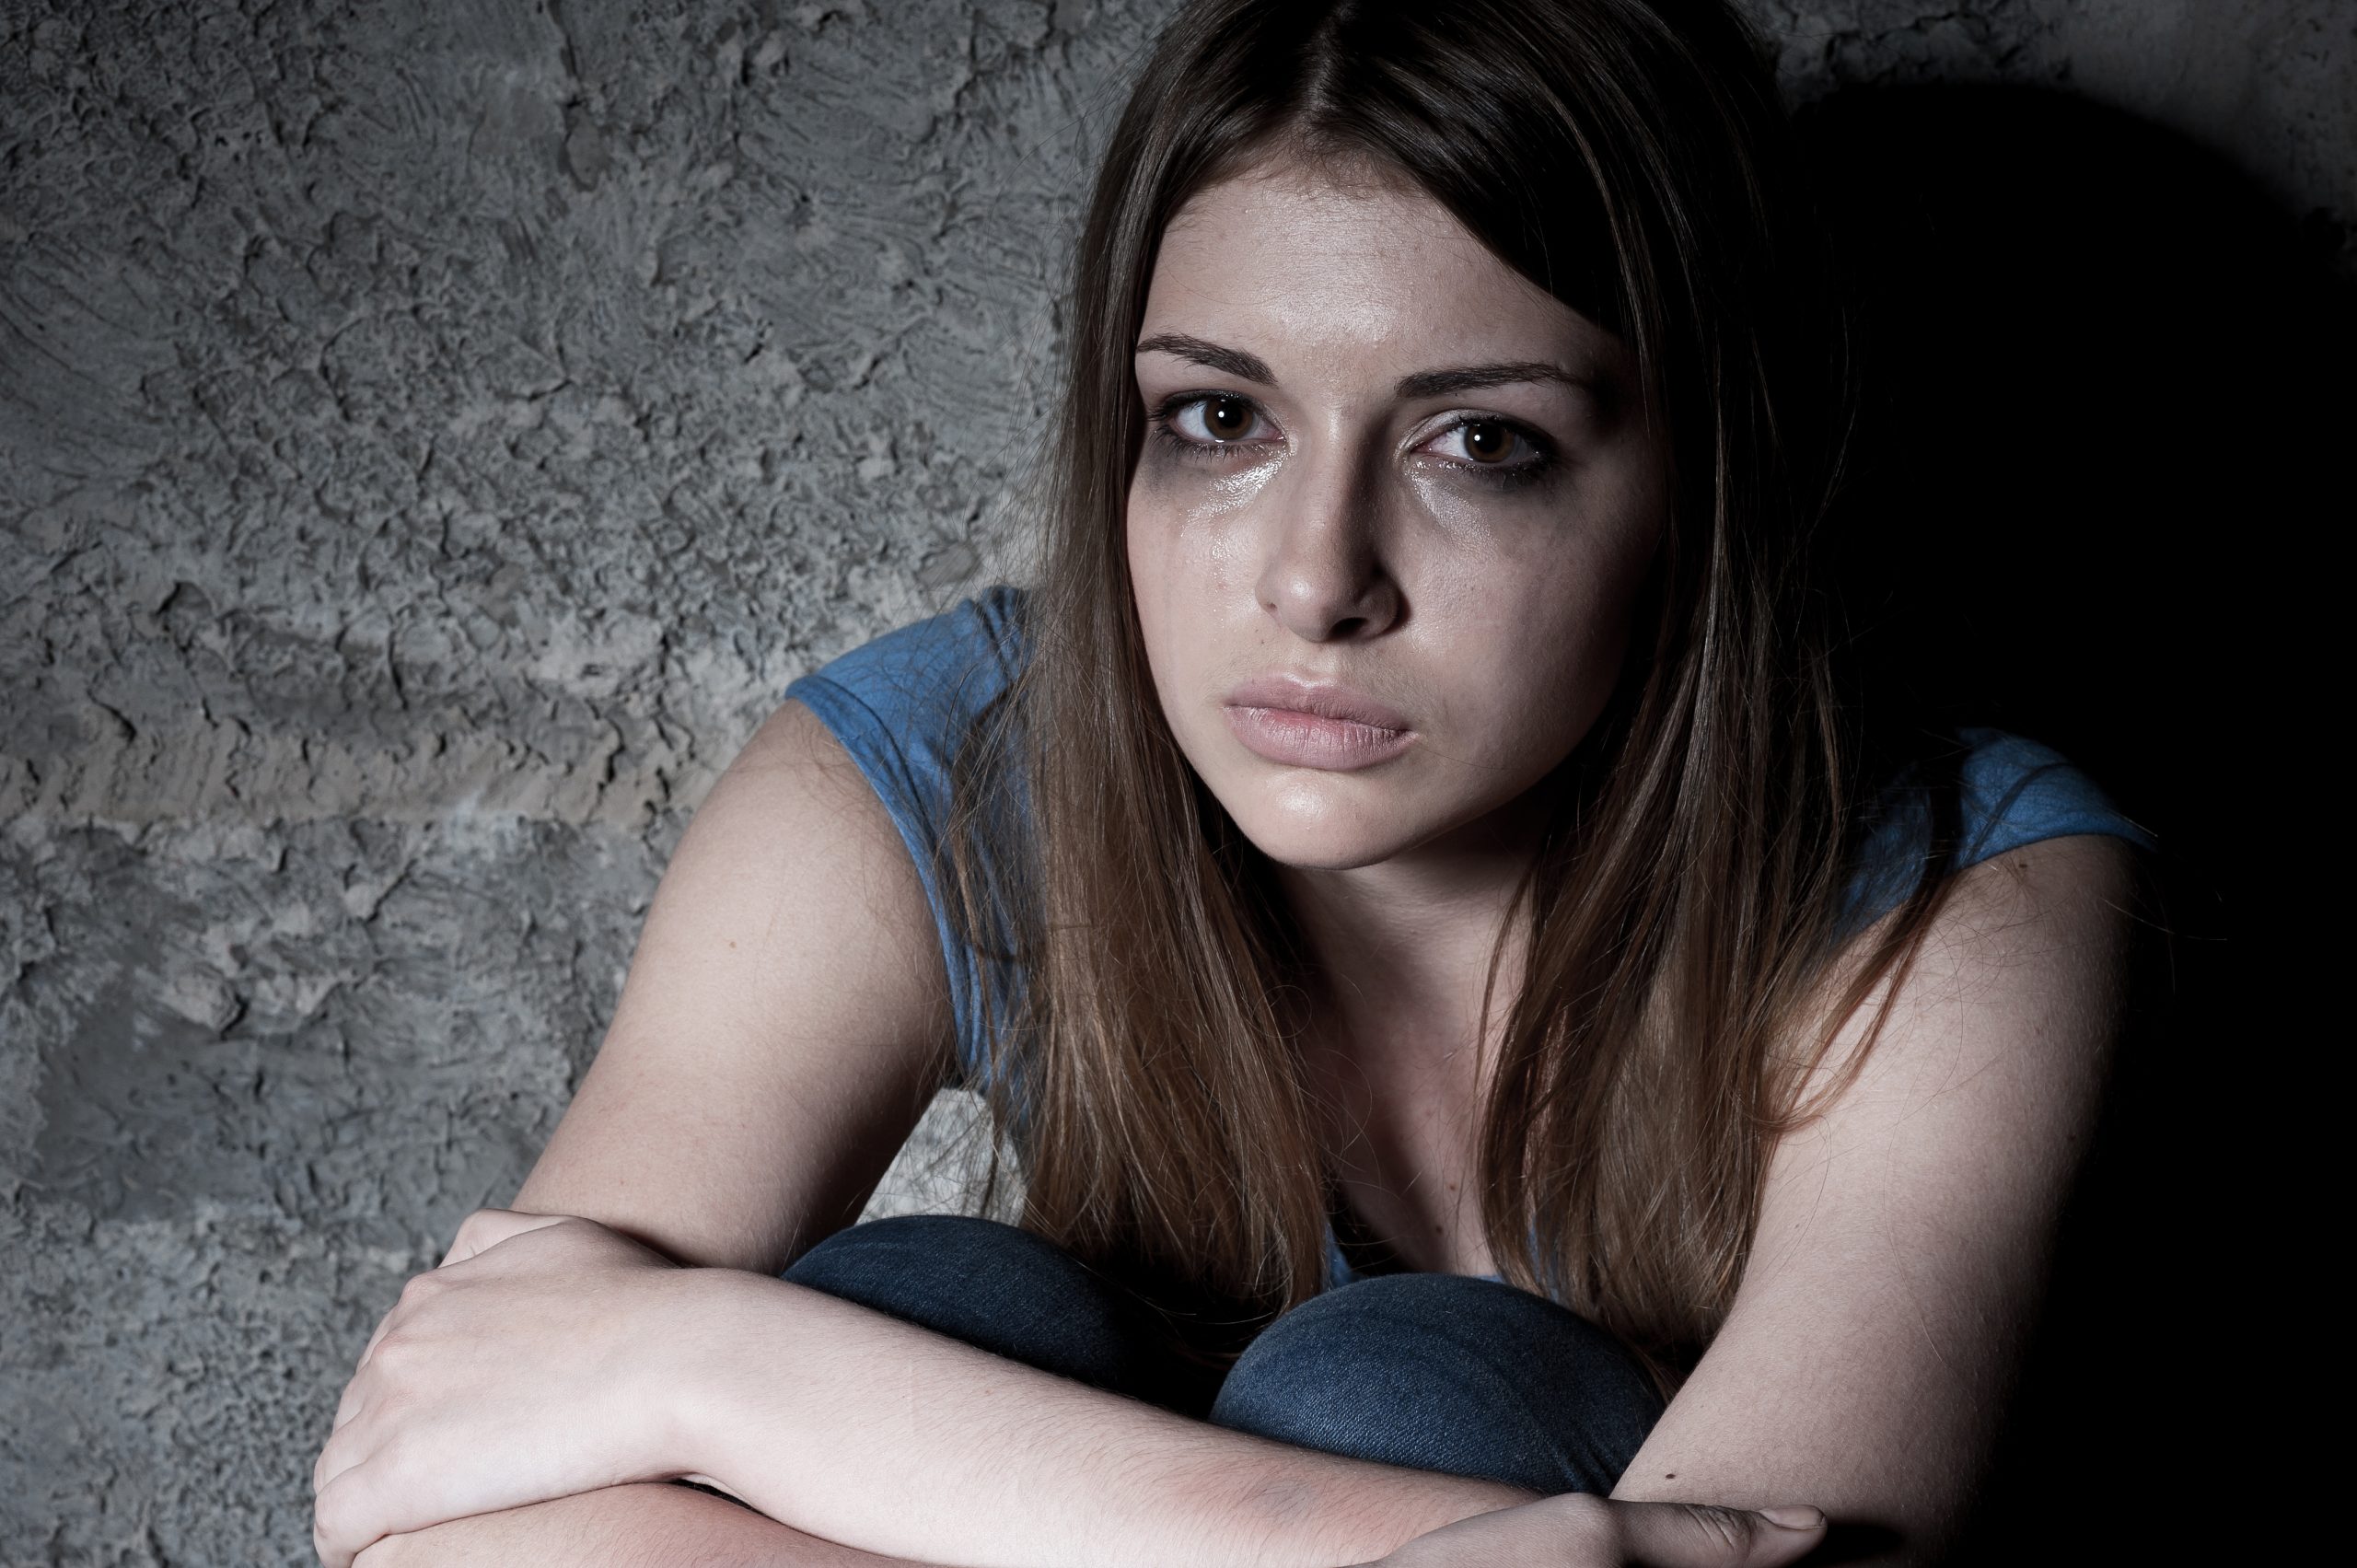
[1134,332,1594,400]
[1134,332,1273,384]
[1395,361,1596,400]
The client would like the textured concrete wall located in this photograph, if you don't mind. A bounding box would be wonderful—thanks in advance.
[2,2,2348,1562]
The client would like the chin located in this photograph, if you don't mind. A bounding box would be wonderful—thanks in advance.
[1215,772,1442,870]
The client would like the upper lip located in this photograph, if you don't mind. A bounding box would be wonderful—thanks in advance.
[1223,675,1412,732]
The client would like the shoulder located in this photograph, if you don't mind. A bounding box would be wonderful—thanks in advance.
[1946,726,2157,862]
[784,585,1029,749]
[1803,826,2147,1152]
[682,698,944,947]
[779,587,1035,1086]
[780,584,1028,847]
[1840,726,2156,935]
[1800,723,2164,1151]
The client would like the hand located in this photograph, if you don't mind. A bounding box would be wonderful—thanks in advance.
[311,1210,707,1568]
[1366,1493,1828,1567]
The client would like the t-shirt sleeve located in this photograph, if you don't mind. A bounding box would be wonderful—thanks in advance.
[781,586,1028,1087]
[1838,726,2158,935]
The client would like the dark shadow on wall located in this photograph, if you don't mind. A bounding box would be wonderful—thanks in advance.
[1798,84,2349,1564]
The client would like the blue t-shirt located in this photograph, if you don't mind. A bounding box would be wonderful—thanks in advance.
[784,586,2158,1283]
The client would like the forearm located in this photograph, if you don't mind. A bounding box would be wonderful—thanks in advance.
[676,1272,1531,1568]
[355,1481,951,1568]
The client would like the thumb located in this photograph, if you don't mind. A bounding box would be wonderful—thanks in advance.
[1610,1500,1827,1567]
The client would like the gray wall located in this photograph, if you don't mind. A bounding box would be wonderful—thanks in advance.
[2,2,2347,1562]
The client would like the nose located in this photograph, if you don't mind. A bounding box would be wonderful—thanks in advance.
[1253,447,1402,643]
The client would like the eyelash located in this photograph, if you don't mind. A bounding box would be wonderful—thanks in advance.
[1144,392,1561,493]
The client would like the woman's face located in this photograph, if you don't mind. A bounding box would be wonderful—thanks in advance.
[1127,157,1668,871]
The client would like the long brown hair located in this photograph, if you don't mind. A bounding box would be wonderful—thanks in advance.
[943,0,1966,1380]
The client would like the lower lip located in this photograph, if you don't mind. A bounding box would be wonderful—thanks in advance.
[1223,705,1416,771]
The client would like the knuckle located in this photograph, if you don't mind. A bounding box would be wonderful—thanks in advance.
[314,1434,355,1498]
[370,1322,412,1360]
[312,1477,363,1548]
[1680,1504,1759,1555]
[1550,1492,1618,1551]
[313,1429,347,1487]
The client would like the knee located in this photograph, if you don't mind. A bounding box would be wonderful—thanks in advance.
[784,1214,1198,1407]
[784,1214,1088,1345]
[1211,1275,1512,1455]
[1209,1273,1663,1494]
[786,1214,1069,1306]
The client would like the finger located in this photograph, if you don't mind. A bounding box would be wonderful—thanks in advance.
[438,1207,568,1267]
[312,1424,420,1568]
[362,1252,471,1367]
[312,1463,382,1568]
[331,1371,370,1432]
[312,1412,381,1501]
[1612,1500,1827,1567]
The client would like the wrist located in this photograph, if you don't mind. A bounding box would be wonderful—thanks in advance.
[1404,1481,1544,1540]
[1204,1454,1539,1563]
[643,1265,779,1488]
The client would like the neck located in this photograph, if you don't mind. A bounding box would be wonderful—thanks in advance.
[1275,794,1549,1049]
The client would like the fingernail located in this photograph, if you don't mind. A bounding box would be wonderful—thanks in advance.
[1758,1505,1826,1530]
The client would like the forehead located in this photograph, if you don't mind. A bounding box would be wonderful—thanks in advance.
[1144,160,1614,374]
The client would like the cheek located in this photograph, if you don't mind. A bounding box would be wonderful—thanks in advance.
[1123,481,1221,729]
[1124,469,1270,670]
[1130,455,1275,587]
[1406,514,1656,770]
[1446,592,1619,761]
[1124,484,1183,681]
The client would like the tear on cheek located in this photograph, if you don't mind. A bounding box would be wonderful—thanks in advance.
[1142,447,1278,505]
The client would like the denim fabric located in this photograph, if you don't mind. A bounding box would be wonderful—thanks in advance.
[783,1214,1664,1494]
[1207,1271,1664,1494]
[782,1211,1223,1415]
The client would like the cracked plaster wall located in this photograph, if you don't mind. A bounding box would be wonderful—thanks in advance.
[1,2,2347,1562]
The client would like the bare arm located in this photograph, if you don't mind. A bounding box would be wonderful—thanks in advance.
[637,833,2145,1568]
[353,1482,948,1568]
[505,697,955,1272]
[331,699,1519,1564]
[672,1271,1531,1567]
[1609,832,2147,1562]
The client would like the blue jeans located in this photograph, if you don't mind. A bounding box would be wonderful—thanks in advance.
[782,1214,1664,1495]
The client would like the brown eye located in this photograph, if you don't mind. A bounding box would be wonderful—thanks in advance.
[1203,396,1253,438]
[1462,419,1515,462]
[1158,393,1276,453]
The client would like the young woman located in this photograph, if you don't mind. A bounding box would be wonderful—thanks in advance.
[311,2,2157,1563]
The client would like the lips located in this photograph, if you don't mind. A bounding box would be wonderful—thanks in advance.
[1220,675,1416,772]
[1223,676,1411,731]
